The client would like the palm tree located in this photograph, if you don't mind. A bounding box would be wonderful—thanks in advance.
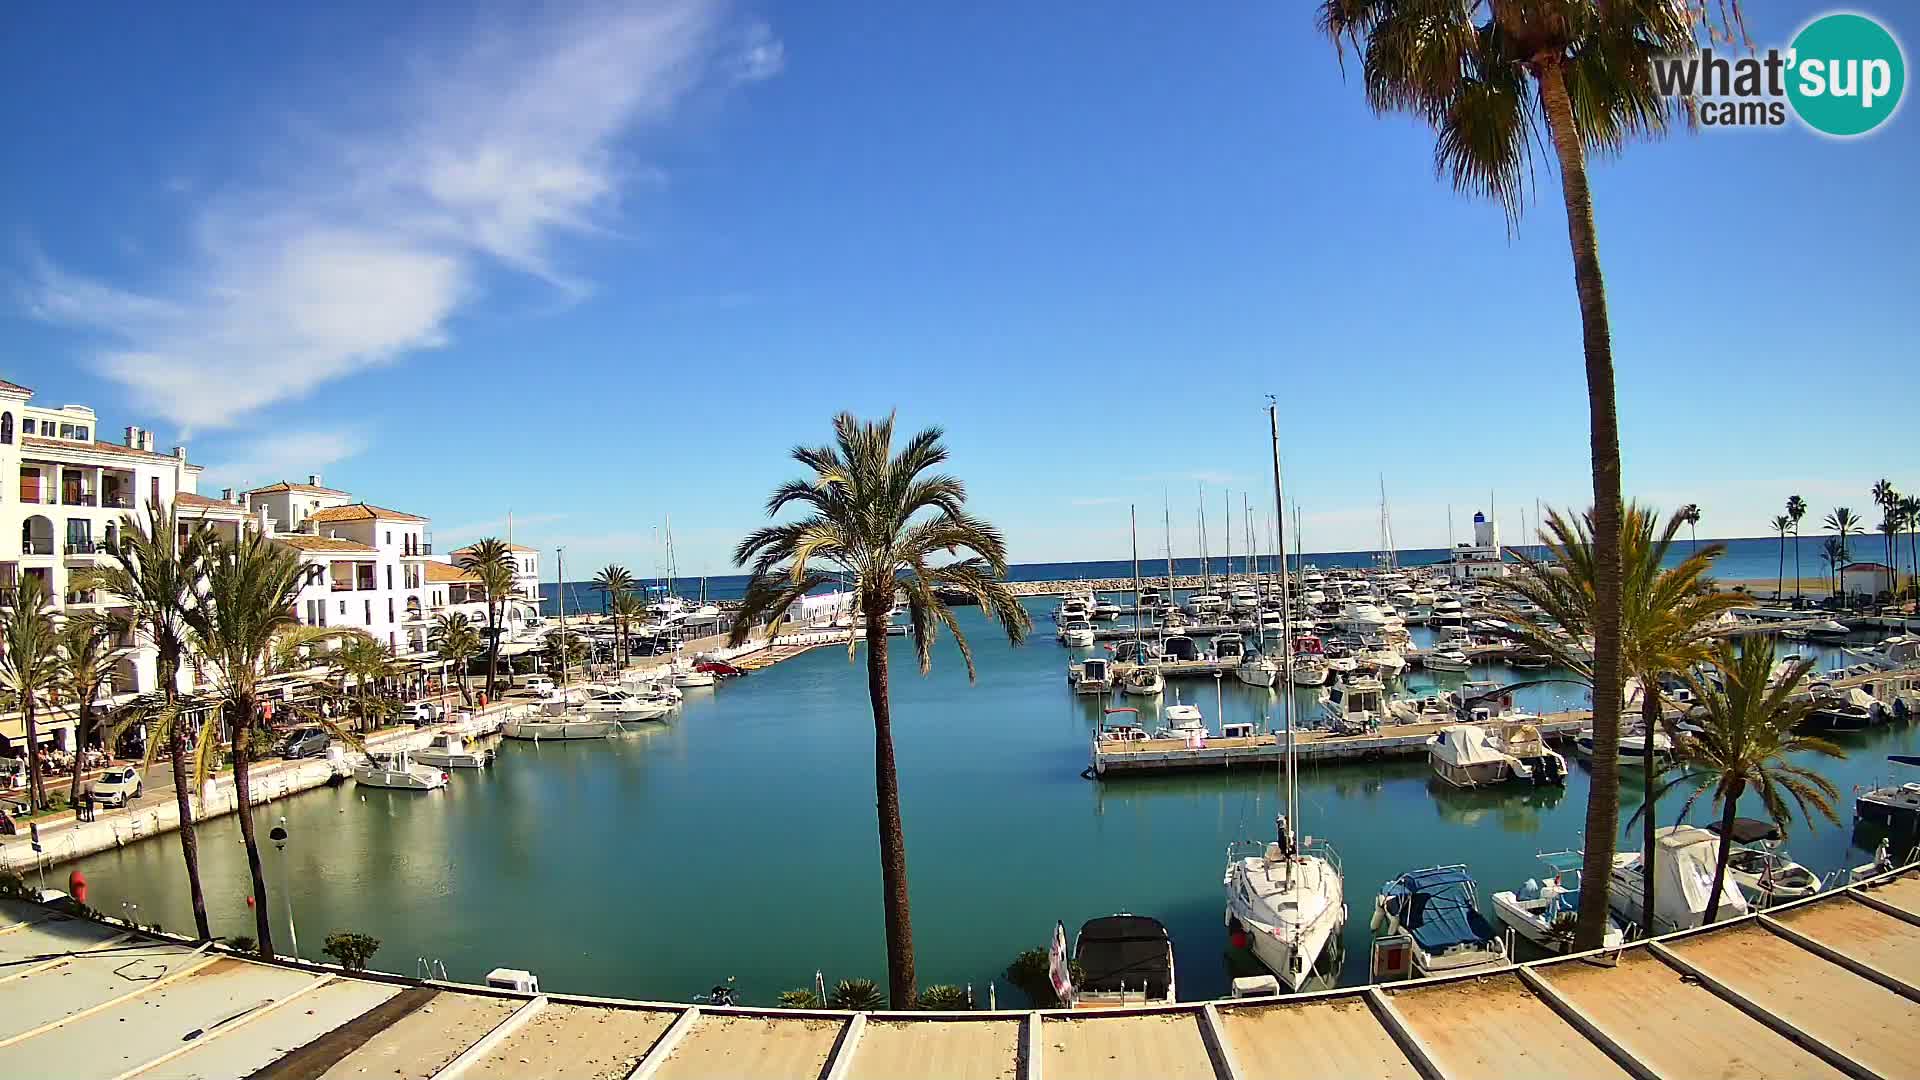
[1786,495,1808,602]
[591,564,633,616]
[1315,0,1708,948]
[610,591,648,668]
[183,530,342,958]
[54,611,133,805]
[1901,495,1920,603]
[329,636,397,730]
[728,413,1032,1005]
[1680,504,1702,554]
[1821,537,1848,596]
[429,613,482,706]
[0,576,61,811]
[1661,638,1842,922]
[1770,515,1792,601]
[1878,511,1902,606]
[1825,508,1860,602]
[456,540,516,700]
[1485,503,1745,937]
[74,500,215,940]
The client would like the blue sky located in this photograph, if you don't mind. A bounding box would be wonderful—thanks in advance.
[4,2,1915,575]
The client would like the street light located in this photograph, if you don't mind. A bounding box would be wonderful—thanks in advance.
[270,818,298,958]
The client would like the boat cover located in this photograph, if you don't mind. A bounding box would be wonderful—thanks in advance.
[1382,867,1498,952]
[1074,916,1173,998]
[1707,817,1783,844]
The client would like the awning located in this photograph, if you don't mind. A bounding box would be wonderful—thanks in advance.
[0,716,78,743]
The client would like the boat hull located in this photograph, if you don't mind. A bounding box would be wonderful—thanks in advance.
[502,718,621,740]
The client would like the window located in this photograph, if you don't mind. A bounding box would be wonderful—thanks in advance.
[364,599,372,623]
[385,531,392,545]
[151,477,160,508]
[388,598,395,622]
[75,426,88,441]
[386,565,393,590]
[1,412,10,444]
[339,599,346,615]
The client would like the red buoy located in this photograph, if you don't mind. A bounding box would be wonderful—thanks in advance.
[67,870,87,905]
[246,895,255,908]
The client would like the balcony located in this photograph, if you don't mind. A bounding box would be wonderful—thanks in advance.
[331,581,353,592]
[20,539,55,557]
[103,492,134,509]
[62,490,99,508]
[64,539,105,559]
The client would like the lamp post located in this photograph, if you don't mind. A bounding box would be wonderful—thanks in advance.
[270,818,298,958]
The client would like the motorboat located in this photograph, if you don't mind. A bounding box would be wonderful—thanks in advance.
[1120,664,1165,697]
[1091,600,1123,622]
[1054,597,1092,624]
[1059,620,1097,648]
[1493,723,1569,785]
[1188,592,1228,616]
[1429,598,1468,628]
[1803,687,1877,732]
[1319,675,1387,734]
[1575,726,1673,769]
[580,687,671,722]
[1426,725,1512,788]
[1225,820,1345,992]
[501,715,621,741]
[1854,754,1920,832]
[1361,644,1406,678]
[1161,635,1200,662]
[1848,634,1920,671]
[1491,852,1626,954]
[1334,602,1395,633]
[1074,656,1115,695]
[670,662,717,688]
[1608,825,1750,935]
[1708,818,1820,905]
[1230,587,1261,612]
[1424,649,1472,673]
[1805,619,1853,642]
[353,749,448,790]
[1371,865,1508,977]
[413,732,494,769]
[1507,650,1552,671]
[1287,635,1329,688]
[1234,650,1280,689]
[1066,915,1177,1007]
[1212,633,1247,662]
[1159,702,1206,739]
[1390,695,1453,725]
[1096,709,1151,746]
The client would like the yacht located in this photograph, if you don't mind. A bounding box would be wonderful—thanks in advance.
[1849,634,1920,671]
[1054,597,1092,624]
[1091,599,1123,622]
[1212,633,1247,663]
[1065,915,1177,1008]
[1235,650,1280,689]
[671,662,717,688]
[1371,865,1507,977]
[1161,635,1200,662]
[1073,656,1115,695]
[1710,818,1820,905]
[1494,722,1569,785]
[1424,649,1472,673]
[1058,619,1097,648]
[1159,701,1206,739]
[1120,664,1165,697]
[1188,592,1228,617]
[1803,687,1877,732]
[1857,755,1920,832]
[353,749,449,790]
[1491,852,1626,954]
[1287,635,1330,688]
[1426,725,1513,788]
[1429,598,1467,628]
[1361,643,1406,678]
[580,687,671,722]
[1319,675,1387,733]
[502,714,621,741]
[1575,725,1673,768]
[413,732,493,769]
[1608,825,1750,934]
[1334,601,1395,633]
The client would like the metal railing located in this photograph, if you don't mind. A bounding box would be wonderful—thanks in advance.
[64,539,101,555]
[103,493,133,509]
[20,539,54,556]
[62,491,98,507]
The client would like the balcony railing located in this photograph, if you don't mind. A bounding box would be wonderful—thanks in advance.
[62,491,99,507]
[64,540,102,556]
[331,581,353,592]
[21,539,55,556]
[103,493,133,509]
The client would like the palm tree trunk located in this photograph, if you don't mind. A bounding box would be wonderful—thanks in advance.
[67,703,90,806]
[1794,530,1802,601]
[23,701,44,812]
[229,704,275,957]
[1639,687,1660,935]
[485,607,501,701]
[1537,56,1627,952]
[161,646,213,940]
[1704,781,1744,924]
[1776,534,1784,601]
[863,592,916,1007]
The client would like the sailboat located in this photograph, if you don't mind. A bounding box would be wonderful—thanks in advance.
[1119,507,1165,698]
[1223,401,1345,991]
[503,547,621,742]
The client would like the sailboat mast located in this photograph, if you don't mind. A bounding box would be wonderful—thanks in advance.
[557,546,567,685]
[1198,484,1210,588]
[1223,490,1232,589]
[1268,399,1300,847]
[1131,506,1143,656]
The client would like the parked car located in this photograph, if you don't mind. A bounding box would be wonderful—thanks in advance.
[88,766,143,807]
[522,675,555,696]
[280,729,330,760]
[406,701,445,727]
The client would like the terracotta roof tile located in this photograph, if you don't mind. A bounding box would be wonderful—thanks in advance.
[273,535,377,553]
[247,480,353,496]
[308,503,427,523]
[21,435,179,461]
[425,561,480,583]
[0,378,31,395]
[174,492,247,516]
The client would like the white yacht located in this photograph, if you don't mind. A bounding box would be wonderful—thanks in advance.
[1371,865,1507,977]
[1361,643,1407,678]
[1575,725,1673,768]
[580,687,671,722]
[1188,592,1228,617]
[1091,599,1123,622]
[1055,597,1092,624]
[502,714,621,741]
[1235,650,1279,689]
[353,749,448,790]
[413,732,494,769]
[1609,825,1750,934]
[1287,635,1330,688]
[1159,701,1205,737]
[1058,619,1097,648]
[1073,656,1115,695]
[1334,602,1396,633]
[1319,675,1387,732]
[1491,852,1626,954]
[1424,649,1472,673]
[1120,664,1165,697]
[1426,725,1512,788]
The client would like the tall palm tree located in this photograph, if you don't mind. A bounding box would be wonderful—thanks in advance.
[74,500,215,940]
[1872,481,1899,598]
[1786,495,1808,602]
[54,611,132,805]
[591,564,633,616]
[1315,0,1706,948]
[1485,503,1745,937]
[1821,537,1848,596]
[429,613,482,706]
[610,591,648,667]
[1825,508,1860,602]
[1680,504,1702,554]
[329,636,397,730]
[1901,495,1920,603]
[183,530,342,958]
[0,576,61,811]
[728,413,1031,1005]
[1662,639,1842,922]
[456,540,516,700]
[1770,514,1792,601]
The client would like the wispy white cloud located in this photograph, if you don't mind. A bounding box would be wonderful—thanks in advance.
[23,1,780,430]
[201,429,365,491]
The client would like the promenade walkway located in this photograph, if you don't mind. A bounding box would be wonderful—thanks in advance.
[0,864,1915,1078]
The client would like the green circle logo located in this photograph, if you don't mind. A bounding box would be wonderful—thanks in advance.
[1787,13,1905,136]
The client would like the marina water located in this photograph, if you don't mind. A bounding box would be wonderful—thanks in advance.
[70,596,1911,1004]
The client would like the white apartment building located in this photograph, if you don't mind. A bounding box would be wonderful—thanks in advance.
[1448,511,1509,583]
[437,542,543,636]
[1,379,210,752]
